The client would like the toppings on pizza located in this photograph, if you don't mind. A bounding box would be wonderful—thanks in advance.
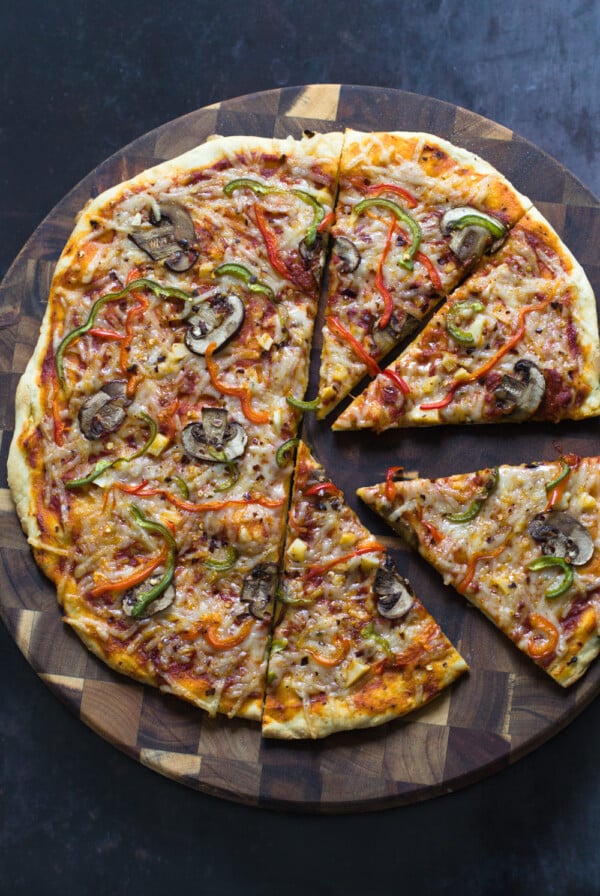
[316,129,532,419]
[129,200,199,272]
[335,208,600,431]
[262,442,467,738]
[358,455,600,687]
[184,294,246,355]
[8,125,600,743]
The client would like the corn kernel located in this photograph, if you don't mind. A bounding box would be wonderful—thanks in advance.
[288,538,308,562]
[340,531,357,548]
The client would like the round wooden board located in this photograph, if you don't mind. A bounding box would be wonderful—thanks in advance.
[2,85,600,812]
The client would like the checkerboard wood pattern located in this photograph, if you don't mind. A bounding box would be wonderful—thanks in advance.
[2,85,600,811]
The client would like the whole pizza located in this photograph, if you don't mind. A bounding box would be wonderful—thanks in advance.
[8,129,600,738]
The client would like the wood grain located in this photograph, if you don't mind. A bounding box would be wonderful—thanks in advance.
[1,85,599,812]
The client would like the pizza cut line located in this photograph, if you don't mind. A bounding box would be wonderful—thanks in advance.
[7,128,600,739]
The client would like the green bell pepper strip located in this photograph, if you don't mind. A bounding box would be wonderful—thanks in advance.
[214,461,240,492]
[270,637,288,653]
[545,459,571,494]
[55,278,192,388]
[445,300,486,345]
[527,556,574,599]
[446,467,499,523]
[223,178,325,248]
[204,544,238,571]
[276,586,315,606]
[276,438,300,467]
[445,212,506,240]
[65,413,158,489]
[286,395,321,412]
[215,263,274,298]
[353,197,421,270]
[129,504,177,618]
[172,475,190,500]
[361,621,393,658]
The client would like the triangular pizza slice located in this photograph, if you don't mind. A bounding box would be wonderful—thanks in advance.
[261,441,467,738]
[317,129,532,418]
[358,454,600,686]
[335,207,600,431]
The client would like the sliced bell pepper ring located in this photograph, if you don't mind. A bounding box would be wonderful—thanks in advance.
[325,315,411,395]
[89,545,168,599]
[417,507,445,545]
[205,617,254,650]
[215,262,274,299]
[87,327,125,340]
[527,613,559,658]
[361,621,393,658]
[385,466,405,502]
[317,210,336,233]
[354,196,421,270]
[304,481,340,498]
[111,481,285,513]
[459,542,507,592]
[420,293,554,412]
[544,456,578,510]
[366,182,418,209]
[304,636,351,667]
[126,504,178,618]
[306,543,385,579]
[55,278,192,388]
[275,438,300,467]
[52,389,66,447]
[224,178,326,248]
[375,218,396,329]
[214,461,240,493]
[445,467,499,523]
[286,395,321,411]
[65,413,158,489]
[204,544,238,571]
[445,300,486,345]
[527,556,574,599]
[205,341,270,424]
[445,211,506,240]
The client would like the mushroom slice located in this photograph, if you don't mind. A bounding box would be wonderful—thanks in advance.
[122,580,176,618]
[129,201,198,272]
[492,359,546,421]
[374,558,414,620]
[241,562,279,620]
[440,207,507,263]
[78,380,130,440]
[181,407,247,462]
[529,511,594,566]
[333,237,361,273]
[184,294,245,355]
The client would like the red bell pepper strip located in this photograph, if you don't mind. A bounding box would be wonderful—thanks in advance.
[366,182,418,209]
[421,294,554,411]
[306,543,385,579]
[326,316,411,395]
[205,341,270,425]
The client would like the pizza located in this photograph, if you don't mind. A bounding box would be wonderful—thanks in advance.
[262,442,467,738]
[7,125,600,739]
[317,129,532,419]
[8,132,343,722]
[334,206,600,432]
[358,455,600,686]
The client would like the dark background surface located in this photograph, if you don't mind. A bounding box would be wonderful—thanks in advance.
[2,1,600,893]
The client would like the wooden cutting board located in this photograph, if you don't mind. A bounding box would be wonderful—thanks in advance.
[2,85,600,812]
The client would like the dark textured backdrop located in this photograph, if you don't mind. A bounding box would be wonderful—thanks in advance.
[2,2,600,893]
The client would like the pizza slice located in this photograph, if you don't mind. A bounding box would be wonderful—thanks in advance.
[8,132,343,720]
[317,129,532,418]
[334,207,600,431]
[261,441,468,738]
[358,454,600,686]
